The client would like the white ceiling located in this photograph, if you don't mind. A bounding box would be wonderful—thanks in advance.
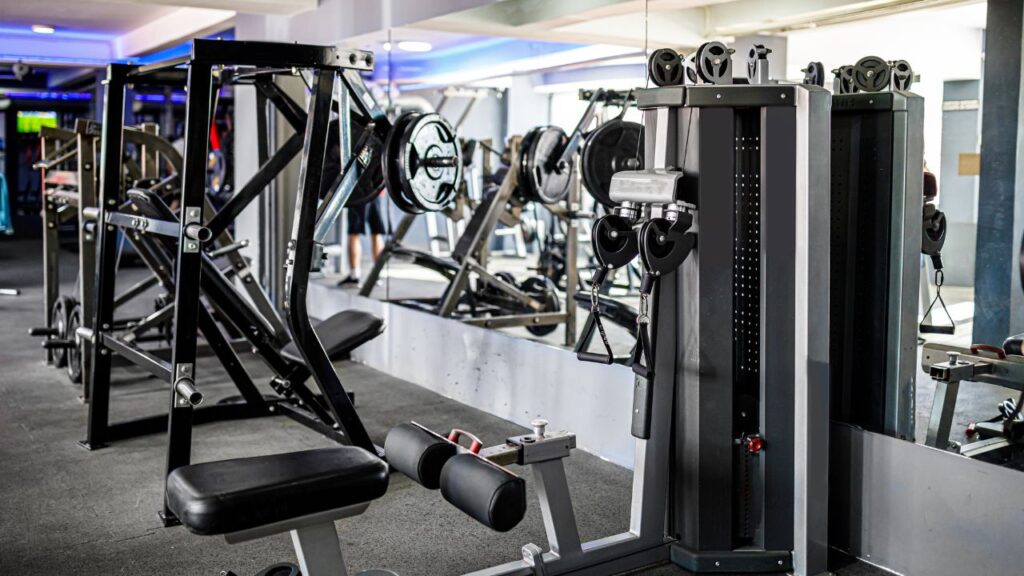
[415,0,987,50]
[0,1,179,35]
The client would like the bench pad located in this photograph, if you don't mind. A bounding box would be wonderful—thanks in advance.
[281,309,384,364]
[166,447,388,535]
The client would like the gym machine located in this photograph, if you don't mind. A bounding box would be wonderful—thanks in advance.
[580,41,831,574]
[29,120,181,391]
[814,55,927,440]
[80,40,389,524]
[920,232,1024,464]
[159,41,832,576]
[362,89,641,344]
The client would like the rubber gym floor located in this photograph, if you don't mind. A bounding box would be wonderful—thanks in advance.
[0,239,884,576]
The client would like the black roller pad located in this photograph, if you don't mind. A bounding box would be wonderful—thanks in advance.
[440,454,526,533]
[384,423,457,490]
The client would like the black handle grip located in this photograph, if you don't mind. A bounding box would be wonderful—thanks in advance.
[28,327,58,337]
[577,351,613,365]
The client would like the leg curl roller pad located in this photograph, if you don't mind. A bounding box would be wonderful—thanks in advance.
[384,423,457,490]
[439,454,526,532]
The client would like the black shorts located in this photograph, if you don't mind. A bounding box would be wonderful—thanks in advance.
[347,195,388,235]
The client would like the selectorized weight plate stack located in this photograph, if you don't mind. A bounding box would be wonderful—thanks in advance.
[518,126,571,205]
[383,112,463,213]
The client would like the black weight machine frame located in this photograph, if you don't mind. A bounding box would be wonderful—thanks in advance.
[586,51,832,573]
[32,118,275,398]
[828,82,925,441]
[81,39,379,524]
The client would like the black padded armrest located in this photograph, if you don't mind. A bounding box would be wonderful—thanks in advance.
[166,446,388,536]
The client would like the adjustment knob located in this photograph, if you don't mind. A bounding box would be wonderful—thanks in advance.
[531,418,548,438]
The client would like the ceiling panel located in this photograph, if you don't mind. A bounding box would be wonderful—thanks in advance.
[0,1,178,36]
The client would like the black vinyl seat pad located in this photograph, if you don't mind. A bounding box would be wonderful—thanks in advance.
[166,446,389,535]
[281,309,384,364]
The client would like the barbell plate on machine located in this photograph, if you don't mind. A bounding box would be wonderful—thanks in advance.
[648,48,685,87]
[891,59,914,91]
[694,41,733,85]
[519,126,571,205]
[802,61,825,87]
[520,275,561,337]
[580,119,644,208]
[852,56,891,93]
[383,112,427,214]
[395,112,462,213]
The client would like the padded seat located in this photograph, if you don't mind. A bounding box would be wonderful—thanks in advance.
[1004,333,1024,356]
[281,309,384,364]
[166,447,388,536]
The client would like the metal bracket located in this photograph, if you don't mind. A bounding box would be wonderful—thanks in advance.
[173,363,196,407]
[522,543,548,576]
[182,206,202,253]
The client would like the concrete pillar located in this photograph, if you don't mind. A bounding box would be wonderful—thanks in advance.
[973,0,1024,343]
[507,73,549,138]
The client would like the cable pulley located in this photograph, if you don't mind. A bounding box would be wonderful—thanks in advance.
[693,41,734,85]
[852,56,891,93]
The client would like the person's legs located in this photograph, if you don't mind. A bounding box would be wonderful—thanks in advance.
[367,194,388,262]
[343,206,368,284]
[348,234,363,275]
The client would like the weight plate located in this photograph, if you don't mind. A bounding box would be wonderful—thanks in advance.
[66,304,82,384]
[580,119,644,208]
[519,126,571,205]
[395,112,462,212]
[648,48,684,87]
[50,296,74,368]
[853,56,890,93]
[383,112,426,214]
[592,214,638,269]
[694,41,732,85]
[802,62,825,87]
[515,127,541,203]
[521,276,561,336]
[891,59,914,91]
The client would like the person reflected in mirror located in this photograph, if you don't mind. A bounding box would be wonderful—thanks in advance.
[340,193,386,285]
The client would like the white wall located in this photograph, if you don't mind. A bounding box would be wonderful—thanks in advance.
[785,3,986,184]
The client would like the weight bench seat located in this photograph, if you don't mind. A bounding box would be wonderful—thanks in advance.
[281,309,384,364]
[166,447,389,536]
